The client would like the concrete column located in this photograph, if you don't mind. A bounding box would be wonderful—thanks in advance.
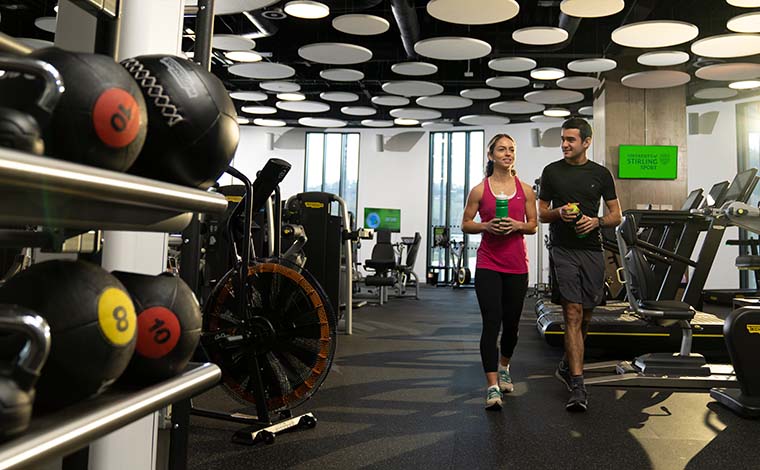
[593,79,688,212]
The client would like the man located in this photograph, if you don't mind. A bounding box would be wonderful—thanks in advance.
[538,118,622,412]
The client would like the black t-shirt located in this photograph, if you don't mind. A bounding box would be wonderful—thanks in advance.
[539,159,617,251]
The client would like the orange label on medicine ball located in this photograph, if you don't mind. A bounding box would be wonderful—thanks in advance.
[136,307,181,359]
[97,287,137,346]
[92,88,141,148]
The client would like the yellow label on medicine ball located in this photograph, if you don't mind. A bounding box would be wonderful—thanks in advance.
[97,287,137,346]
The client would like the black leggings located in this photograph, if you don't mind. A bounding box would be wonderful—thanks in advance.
[474,268,529,373]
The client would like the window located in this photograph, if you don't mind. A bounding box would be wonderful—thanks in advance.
[305,132,360,218]
[428,130,485,283]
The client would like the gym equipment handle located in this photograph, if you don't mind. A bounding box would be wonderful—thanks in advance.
[0,55,65,124]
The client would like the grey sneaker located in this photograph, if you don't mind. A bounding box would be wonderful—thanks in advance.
[566,386,588,412]
[498,368,514,393]
[485,386,502,411]
[555,360,572,392]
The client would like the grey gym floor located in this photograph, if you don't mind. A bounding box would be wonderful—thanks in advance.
[188,287,760,470]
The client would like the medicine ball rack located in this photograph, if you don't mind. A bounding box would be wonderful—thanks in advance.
[0,146,227,470]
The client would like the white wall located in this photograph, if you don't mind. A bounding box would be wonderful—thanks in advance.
[227,121,570,287]
[685,97,760,290]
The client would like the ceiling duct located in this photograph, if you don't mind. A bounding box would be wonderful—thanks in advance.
[390,0,420,59]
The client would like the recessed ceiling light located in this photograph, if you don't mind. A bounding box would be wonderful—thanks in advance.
[611,20,699,48]
[531,67,565,80]
[277,92,306,101]
[728,12,760,33]
[560,0,624,18]
[394,118,419,126]
[254,118,287,127]
[54,4,59,13]
[237,117,250,124]
[284,1,329,19]
[727,0,760,6]
[513,27,569,45]
[224,51,263,62]
[544,108,571,117]
[691,33,760,58]
[729,80,760,89]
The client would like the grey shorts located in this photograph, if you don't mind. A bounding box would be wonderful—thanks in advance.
[550,246,606,309]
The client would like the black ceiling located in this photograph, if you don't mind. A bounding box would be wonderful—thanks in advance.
[0,0,757,128]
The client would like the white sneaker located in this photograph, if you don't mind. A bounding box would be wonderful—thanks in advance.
[498,367,514,393]
[485,386,502,411]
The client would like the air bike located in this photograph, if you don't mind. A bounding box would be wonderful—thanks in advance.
[584,196,760,419]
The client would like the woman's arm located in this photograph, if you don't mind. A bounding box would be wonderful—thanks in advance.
[520,182,538,234]
[462,184,503,235]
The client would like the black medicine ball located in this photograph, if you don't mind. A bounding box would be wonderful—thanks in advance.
[112,271,202,384]
[121,55,240,189]
[0,260,137,410]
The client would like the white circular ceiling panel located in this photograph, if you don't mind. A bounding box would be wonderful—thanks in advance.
[693,87,739,100]
[230,91,268,101]
[332,14,390,35]
[298,117,347,128]
[34,16,57,33]
[241,105,277,115]
[416,95,473,109]
[578,106,593,116]
[426,0,519,25]
[381,81,445,97]
[695,62,760,81]
[340,106,377,116]
[728,0,760,6]
[485,76,530,88]
[414,37,492,60]
[513,27,569,46]
[524,90,585,104]
[557,76,601,89]
[567,58,617,73]
[489,101,545,114]
[460,88,501,100]
[212,34,255,51]
[298,42,373,64]
[253,118,287,127]
[361,119,394,128]
[421,121,454,130]
[560,0,624,18]
[259,81,300,92]
[229,63,295,79]
[460,115,510,125]
[611,20,699,48]
[185,0,279,15]
[389,108,442,120]
[276,100,330,113]
[728,12,760,33]
[637,50,690,66]
[319,68,365,81]
[488,57,537,72]
[372,95,411,106]
[691,33,760,58]
[321,91,360,102]
[621,70,691,89]
[391,61,438,76]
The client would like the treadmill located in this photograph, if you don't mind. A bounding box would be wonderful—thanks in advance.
[535,171,757,355]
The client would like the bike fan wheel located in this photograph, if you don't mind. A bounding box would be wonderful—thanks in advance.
[202,258,337,412]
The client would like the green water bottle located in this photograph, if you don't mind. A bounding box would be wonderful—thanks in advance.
[495,192,509,219]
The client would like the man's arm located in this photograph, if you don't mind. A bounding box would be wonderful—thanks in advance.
[601,198,622,228]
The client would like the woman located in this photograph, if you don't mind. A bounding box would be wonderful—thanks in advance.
[461,133,537,411]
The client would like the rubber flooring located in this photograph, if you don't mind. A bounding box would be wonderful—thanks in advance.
[187,286,760,470]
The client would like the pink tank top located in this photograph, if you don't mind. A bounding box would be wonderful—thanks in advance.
[476,177,529,274]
